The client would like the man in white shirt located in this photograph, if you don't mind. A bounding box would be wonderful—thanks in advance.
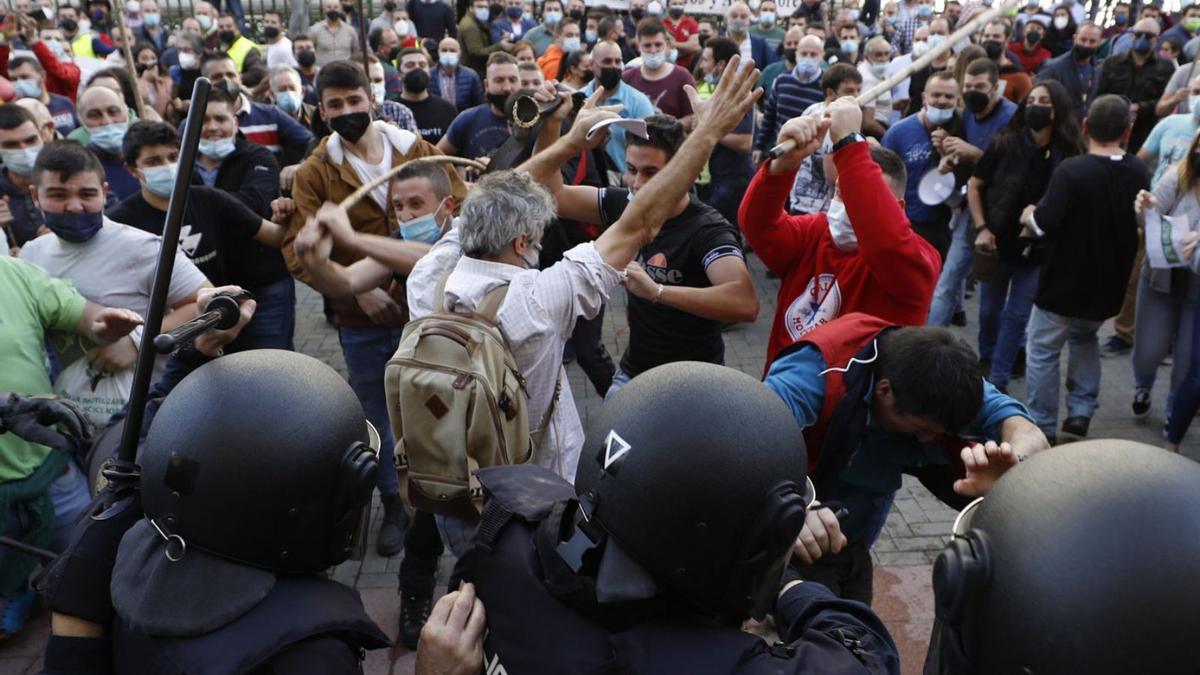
[262,11,297,68]
[308,60,760,554]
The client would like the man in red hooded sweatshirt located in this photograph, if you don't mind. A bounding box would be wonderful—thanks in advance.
[739,96,941,367]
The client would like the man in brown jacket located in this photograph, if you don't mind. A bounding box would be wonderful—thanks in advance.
[280,60,466,560]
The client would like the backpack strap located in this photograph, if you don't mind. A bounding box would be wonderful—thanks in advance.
[435,271,510,322]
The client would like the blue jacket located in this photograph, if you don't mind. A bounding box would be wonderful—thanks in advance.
[764,343,1033,546]
[490,16,538,44]
[430,66,485,112]
[1037,50,1101,121]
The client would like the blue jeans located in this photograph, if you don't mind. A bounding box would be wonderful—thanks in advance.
[435,514,478,558]
[1166,292,1200,444]
[1024,307,1104,434]
[338,325,405,495]
[228,277,296,352]
[927,212,972,326]
[977,262,1040,388]
[604,367,633,401]
[1132,273,1194,406]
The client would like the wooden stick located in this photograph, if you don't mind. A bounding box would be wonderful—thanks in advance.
[338,155,486,212]
[355,0,371,80]
[768,0,1023,158]
[110,0,146,118]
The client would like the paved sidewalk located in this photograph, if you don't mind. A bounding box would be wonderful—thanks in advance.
[1,253,1191,675]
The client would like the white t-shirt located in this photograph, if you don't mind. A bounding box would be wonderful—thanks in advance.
[345,147,394,213]
[19,217,208,318]
[266,36,299,68]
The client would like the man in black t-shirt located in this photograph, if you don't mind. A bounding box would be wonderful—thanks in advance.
[108,121,288,339]
[526,113,759,398]
[396,48,460,146]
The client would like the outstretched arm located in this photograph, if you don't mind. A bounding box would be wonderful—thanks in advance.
[594,56,763,270]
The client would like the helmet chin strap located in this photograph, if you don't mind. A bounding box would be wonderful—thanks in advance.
[554,496,660,604]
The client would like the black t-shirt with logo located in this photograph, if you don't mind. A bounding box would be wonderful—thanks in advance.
[399,94,460,146]
[599,187,744,376]
[108,186,263,286]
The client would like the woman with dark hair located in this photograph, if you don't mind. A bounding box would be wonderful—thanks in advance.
[132,41,173,119]
[1137,130,1200,450]
[1043,6,1077,57]
[969,79,1085,392]
[558,49,591,89]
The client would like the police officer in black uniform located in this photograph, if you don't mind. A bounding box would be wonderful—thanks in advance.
[31,287,391,674]
[927,439,1200,674]
[428,361,901,674]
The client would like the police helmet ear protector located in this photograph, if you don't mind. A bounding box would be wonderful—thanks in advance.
[932,497,991,626]
[338,421,381,562]
[733,476,814,620]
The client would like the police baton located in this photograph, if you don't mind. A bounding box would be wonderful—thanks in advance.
[115,78,211,464]
[152,290,251,353]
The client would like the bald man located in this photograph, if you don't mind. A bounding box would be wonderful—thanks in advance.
[581,40,655,172]
[756,34,824,161]
[724,1,775,67]
[74,86,139,201]
[14,98,60,141]
[756,26,804,103]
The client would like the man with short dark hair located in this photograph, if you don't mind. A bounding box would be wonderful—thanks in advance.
[260,10,295,68]
[282,59,467,559]
[110,120,286,289]
[663,0,699,67]
[368,25,403,100]
[0,105,55,246]
[742,97,941,365]
[1020,94,1149,442]
[437,51,518,159]
[216,12,261,72]
[528,110,759,398]
[535,16,580,80]
[694,36,754,227]
[396,48,458,145]
[982,19,1031,104]
[623,18,695,120]
[460,0,512,74]
[764,313,1048,603]
[8,56,77,136]
[1036,21,1103,121]
[201,51,313,164]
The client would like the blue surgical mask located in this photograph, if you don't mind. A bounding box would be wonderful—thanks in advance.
[398,205,447,243]
[928,34,946,49]
[925,104,954,126]
[89,122,128,153]
[475,7,491,21]
[793,57,821,82]
[562,36,581,50]
[840,39,859,54]
[871,61,887,77]
[275,90,302,114]
[440,51,459,68]
[13,78,42,99]
[142,162,178,197]
[198,136,236,159]
[585,28,597,42]
[917,4,932,17]
[0,143,42,177]
[643,50,666,69]
[759,10,775,24]
[43,210,103,243]
[143,12,161,26]
[544,10,562,24]
[668,47,678,62]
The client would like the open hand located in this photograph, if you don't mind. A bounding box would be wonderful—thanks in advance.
[953,441,1020,496]
[687,54,762,139]
[90,307,144,344]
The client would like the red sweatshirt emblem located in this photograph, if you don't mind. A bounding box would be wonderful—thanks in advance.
[785,273,842,340]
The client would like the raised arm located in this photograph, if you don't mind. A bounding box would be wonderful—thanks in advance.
[594,56,762,269]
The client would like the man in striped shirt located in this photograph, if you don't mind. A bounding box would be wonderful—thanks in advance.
[755,34,825,163]
[201,52,313,167]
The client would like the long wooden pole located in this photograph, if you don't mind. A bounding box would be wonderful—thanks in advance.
[768,0,1023,158]
[109,0,146,118]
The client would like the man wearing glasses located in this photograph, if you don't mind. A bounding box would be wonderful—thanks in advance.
[1096,16,1173,153]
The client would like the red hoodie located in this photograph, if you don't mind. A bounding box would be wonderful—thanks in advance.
[739,140,941,368]
[0,42,82,102]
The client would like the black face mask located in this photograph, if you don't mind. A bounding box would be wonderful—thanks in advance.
[325,10,343,21]
[983,40,1003,59]
[698,33,709,48]
[404,67,430,92]
[135,61,155,75]
[219,29,237,44]
[963,90,990,113]
[263,25,280,39]
[490,3,504,18]
[487,92,509,111]
[598,66,621,90]
[342,3,355,14]
[1071,44,1095,60]
[1025,104,1053,131]
[569,8,583,19]
[60,18,78,32]
[388,45,402,61]
[297,49,317,68]
[1024,29,1042,44]
[668,6,684,18]
[630,7,645,19]
[330,110,371,142]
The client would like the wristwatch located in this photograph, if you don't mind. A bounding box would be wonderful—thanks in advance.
[831,132,865,153]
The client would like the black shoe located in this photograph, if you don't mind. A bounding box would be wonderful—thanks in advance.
[951,310,968,327]
[1101,335,1132,358]
[1062,416,1090,437]
[399,591,433,649]
[1132,388,1151,418]
[376,492,408,557]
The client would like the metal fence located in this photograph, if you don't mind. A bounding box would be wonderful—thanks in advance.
[148,0,379,31]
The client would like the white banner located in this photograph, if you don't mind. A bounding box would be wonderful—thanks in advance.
[1145,208,1192,270]
[584,0,802,17]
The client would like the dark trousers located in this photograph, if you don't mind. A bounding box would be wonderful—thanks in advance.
[911,218,952,263]
[570,306,615,395]
[399,510,445,595]
[795,539,874,605]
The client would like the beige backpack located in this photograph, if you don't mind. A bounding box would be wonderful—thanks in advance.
[385,279,557,520]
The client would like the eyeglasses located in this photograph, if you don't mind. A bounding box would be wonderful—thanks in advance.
[1133,31,1157,39]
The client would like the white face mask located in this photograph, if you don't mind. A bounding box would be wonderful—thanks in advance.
[1053,15,1069,29]
[827,195,857,251]
[911,39,929,57]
